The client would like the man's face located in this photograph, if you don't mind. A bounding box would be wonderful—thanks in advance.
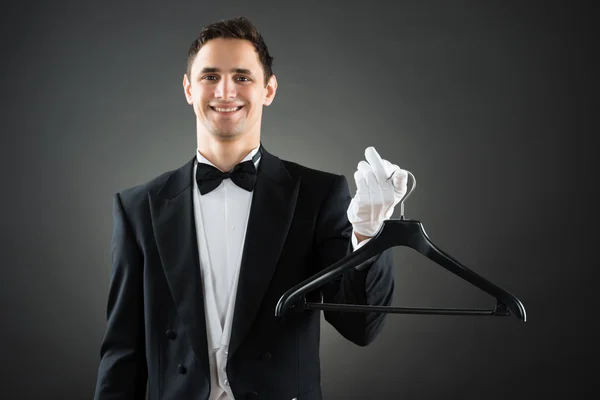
[183,38,277,142]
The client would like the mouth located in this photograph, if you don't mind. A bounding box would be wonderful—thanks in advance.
[210,105,244,115]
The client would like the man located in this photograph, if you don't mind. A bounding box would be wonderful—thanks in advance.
[94,16,408,400]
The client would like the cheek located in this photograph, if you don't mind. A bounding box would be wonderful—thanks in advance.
[190,87,209,104]
[198,92,209,104]
[246,94,264,111]
[195,94,211,112]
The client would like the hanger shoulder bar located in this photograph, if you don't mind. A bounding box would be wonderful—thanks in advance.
[302,301,510,316]
[274,237,392,317]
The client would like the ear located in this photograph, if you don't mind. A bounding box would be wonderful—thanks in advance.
[263,74,278,106]
[183,74,193,105]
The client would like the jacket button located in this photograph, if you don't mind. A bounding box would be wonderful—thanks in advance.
[246,392,258,399]
[177,364,186,374]
[260,352,272,361]
[165,330,177,340]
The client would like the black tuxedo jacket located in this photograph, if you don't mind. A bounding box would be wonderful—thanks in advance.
[94,146,394,400]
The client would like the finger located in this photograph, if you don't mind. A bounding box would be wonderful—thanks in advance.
[354,170,368,194]
[364,146,388,183]
[382,160,405,189]
[382,159,399,176]
[382,159,392,173]
[358,160,380,190]
[356,160,372,184]
[392,168,408,194]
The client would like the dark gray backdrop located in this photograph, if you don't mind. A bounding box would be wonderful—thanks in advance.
[1,0,597,399]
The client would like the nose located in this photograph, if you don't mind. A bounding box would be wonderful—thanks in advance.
[214,76,237,100]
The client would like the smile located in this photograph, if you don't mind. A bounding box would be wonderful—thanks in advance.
[210,106,243,113]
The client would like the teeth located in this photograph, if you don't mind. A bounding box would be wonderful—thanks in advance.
[213,107,241,112]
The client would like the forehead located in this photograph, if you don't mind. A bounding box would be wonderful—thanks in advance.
[191,38,262,75]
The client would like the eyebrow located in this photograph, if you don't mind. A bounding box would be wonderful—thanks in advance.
[200,67,254,76]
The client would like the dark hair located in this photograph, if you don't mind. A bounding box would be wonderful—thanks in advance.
[186,17,274,87]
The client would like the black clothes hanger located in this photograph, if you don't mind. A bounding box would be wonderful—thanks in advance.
[275,171,526,321]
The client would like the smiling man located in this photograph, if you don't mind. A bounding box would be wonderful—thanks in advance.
[184,37,275,172]
[94,17,408,400]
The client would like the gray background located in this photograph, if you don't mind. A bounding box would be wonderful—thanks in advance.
[1,0,597,399]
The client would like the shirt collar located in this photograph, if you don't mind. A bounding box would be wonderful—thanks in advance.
[196,144,261,171]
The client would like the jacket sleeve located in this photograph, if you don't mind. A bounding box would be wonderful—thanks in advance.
[94,193,148,400]
[316,174,395,347]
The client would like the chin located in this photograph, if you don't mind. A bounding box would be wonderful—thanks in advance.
[211,130,242,141]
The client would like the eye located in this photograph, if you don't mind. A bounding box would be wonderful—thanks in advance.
[236,76,251,82]
[202,75,218,81]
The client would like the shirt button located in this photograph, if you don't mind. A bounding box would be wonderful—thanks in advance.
[261,351,272,361]
[165,330,177,340]
[231,225,236,230]
[177,364,186,374]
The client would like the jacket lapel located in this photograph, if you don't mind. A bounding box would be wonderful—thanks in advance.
[147,145,300,367]
[228,146,300,358]
[148,156,210,373]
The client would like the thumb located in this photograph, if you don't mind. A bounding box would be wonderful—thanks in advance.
[392,168,408,195]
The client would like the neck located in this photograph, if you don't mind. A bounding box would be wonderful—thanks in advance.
[197,136,260,172]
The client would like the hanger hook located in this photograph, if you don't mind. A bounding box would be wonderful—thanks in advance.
[397,170,416,220]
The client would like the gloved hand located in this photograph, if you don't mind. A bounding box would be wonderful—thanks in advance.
[347,146,408,237]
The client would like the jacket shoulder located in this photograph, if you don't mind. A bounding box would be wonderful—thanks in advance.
[280,158,348,189]
[114,165,179,210]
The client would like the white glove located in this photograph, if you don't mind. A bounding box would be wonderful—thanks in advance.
[347,146,408,237]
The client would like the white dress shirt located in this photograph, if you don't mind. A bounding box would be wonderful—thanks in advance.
[192,146,370,400]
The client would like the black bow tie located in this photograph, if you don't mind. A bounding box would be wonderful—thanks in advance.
[196,148,262,195]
